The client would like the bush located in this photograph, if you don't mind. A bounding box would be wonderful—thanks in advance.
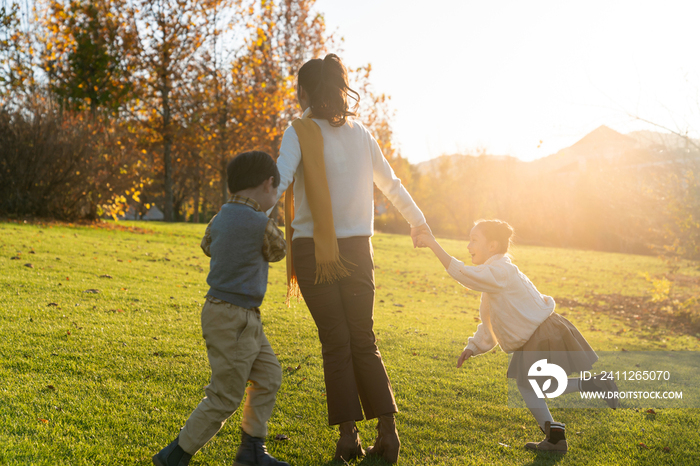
[0,102,142,220]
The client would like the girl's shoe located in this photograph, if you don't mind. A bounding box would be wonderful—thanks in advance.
[365,414,401,463]
[334,421,365,462]
[525,421,568,453]
[152,436,192,466]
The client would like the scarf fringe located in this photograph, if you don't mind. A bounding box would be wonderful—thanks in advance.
[286,274,302,306]
[314,254,355,285]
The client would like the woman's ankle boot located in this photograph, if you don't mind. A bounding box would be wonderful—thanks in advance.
[334,421,364,462]
[366,414,400,463]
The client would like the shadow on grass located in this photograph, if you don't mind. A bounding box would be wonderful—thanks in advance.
[316,455,397,466]
[315,452,566,466]
[521,450,566,465]
[556,293,700,337]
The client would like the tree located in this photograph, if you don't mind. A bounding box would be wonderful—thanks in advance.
[130,0,224,221]
[42,0,137,115]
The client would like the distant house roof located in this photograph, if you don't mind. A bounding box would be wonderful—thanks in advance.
[119,205,164,221]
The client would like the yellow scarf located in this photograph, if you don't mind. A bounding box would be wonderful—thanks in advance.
[285,113,353,303]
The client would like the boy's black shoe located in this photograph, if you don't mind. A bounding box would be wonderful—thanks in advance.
[152,436,192,466]
[233,430,290,466]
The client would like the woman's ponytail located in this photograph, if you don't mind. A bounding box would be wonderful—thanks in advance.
[298,54,359,127]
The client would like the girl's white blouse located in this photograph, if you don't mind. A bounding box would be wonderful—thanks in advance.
[447,254,555,355]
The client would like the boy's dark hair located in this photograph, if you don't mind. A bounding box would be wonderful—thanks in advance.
[298,53,359,127]
[227,151,280,194]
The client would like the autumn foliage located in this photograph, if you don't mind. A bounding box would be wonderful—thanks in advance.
[2,1,699,259]
[0,0,374,222]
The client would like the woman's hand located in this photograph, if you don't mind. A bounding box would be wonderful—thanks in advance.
[410,223,432,248]
[456,348,473,368]
[415,232,436,248]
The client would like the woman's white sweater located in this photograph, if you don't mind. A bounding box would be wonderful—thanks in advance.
[275,109,425,240]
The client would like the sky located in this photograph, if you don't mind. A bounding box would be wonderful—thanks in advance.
[313,0,700,163]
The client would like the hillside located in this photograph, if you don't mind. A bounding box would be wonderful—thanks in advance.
[414,126,697,175]
[1,221,699,465]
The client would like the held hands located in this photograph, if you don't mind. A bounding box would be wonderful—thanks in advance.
[415,232,436,249]
[410,223,432,248]
[456,348,473,368]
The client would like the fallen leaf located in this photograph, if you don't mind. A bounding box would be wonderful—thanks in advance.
[274,434,289,441]
[647,409,656,414]
[67,330,71,336]
[47,385,55,391]
[24,263,34,268]
[47,303,58,307]
[84,289,99,294]
[38,418,49,424]
[639,442,649,449]
[663,447,670,452]
[10,256,20,260]
[393,303,404,307]
[99,274,113,279]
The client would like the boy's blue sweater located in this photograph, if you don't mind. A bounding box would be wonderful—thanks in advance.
[206,202,270,309]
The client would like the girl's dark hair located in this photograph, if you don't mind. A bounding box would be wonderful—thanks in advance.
[297,53,359,127]
[474,219,514,254]
[227,150,280,194]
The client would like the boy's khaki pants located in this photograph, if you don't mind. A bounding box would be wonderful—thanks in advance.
[179,298,282,455]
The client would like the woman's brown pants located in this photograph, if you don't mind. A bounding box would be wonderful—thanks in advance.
[292,236,398,425]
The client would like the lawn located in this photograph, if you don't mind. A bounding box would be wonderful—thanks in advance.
[1,220,699,465]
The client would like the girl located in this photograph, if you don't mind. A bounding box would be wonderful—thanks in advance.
[416,219,618,453]
[273,54,429,463]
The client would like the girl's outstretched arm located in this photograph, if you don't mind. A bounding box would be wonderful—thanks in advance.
[417,233,452,269]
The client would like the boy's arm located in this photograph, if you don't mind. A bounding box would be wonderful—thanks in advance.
[262,218,286,263]
[200,214,217,257]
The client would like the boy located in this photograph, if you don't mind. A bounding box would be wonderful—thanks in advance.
[153,151,290,466]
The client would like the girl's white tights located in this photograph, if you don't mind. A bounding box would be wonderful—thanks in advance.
[517,378,581,429]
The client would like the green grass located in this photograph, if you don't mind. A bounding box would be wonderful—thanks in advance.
[1,220,699,465]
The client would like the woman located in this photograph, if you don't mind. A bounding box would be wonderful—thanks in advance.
[275,53,429,464]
